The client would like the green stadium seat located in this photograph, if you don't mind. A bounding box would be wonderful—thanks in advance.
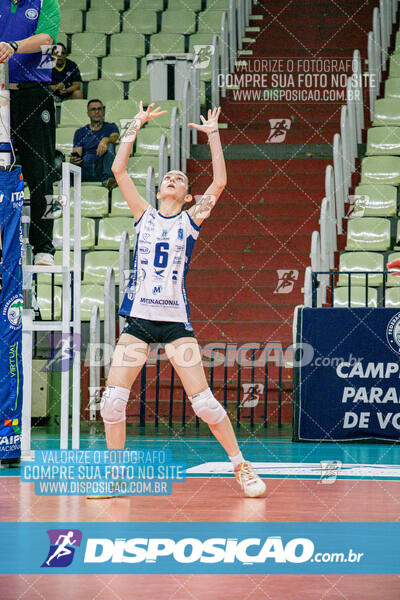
[366,126,400,155]
[345,217,391,251]
[372,98,400,127]
[53,217,96,249]
[85,10,121,34]
[360,156,400,186]
[385,77,400,99]
[336,251,384,287]
[389,53,400,78]
[146,100,182,127]
[106,100,140,130]
[59,9,83,34]
[101,56,138,81]
[386,252,400,287]
[333,287,378,308]
[352,184,397,217]
[150,33,185,54]
[56,127,75,155]
[67,54,98,82]
[36,285,62,320]
[87,80,124,102]
[91,0,125,9]
[71,33,107,57]
[385,287,400,306]
[169,0,202,9]
[97,217,135,249]
[130,0,164,7]
[110,33,146,57]
[60,0,86,8]
[135,127,169,155]
[123,9,158,34]
[111,185,150,213]
[70,185,109,217]
[59,99,89,128]
[128,78,151,105]
[80,284,105,320]
[198,9,226,33]
[127,155,159,183]
[111,187,134,216]
[83,251,120,284]
[161,10,196,34]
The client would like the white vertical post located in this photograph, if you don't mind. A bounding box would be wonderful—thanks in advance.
[303,267,313,307]
[373,8,383,83]
[333,133,345,232]
[220,12,229,99]
[60,163,71,450]
[340,105,351,191]
[211,35,220,107]
[346,77,357,169]
[352,50,364,141]
[325,165,337,254]
[310,231,322,307]
[71,164,81,449]
[368,32,376,121]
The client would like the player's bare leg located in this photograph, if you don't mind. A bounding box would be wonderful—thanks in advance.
[103,333,149,449]
[165,337,266,497]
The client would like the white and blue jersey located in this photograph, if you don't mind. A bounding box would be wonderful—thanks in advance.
[119,206,201,325]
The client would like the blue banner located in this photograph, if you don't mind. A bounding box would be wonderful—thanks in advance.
[298,307,400,441]
[0,522,398,574]
[0,167,24,458]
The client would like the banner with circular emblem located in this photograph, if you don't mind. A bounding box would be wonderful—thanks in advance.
[0,167,24,459]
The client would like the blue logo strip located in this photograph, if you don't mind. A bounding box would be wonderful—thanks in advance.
[0,523,399,574]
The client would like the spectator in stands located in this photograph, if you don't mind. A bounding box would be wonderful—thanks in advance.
[51,43,83,102]
[71,99,119,190]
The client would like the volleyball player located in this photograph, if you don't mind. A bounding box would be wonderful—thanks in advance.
[99,102,266,498]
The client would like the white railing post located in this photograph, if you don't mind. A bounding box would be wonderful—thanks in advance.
[333,133,345,232]
[303,267,313,307]
[237,0,245,50]
[220,12,229,98]
[319,198,331,303]
[212,34,220,107]
[182,78,192,172]
[325,165,337,254]
[346,77,357,169]
[89,305,100,421]
[158,134,168,183]
[352,50,364,141]
[104,267,116,379]
[190,56,201,145]
[170,106,180,172]
[146,165,155,208]
[228,0,237,73]
[373,8,383,83]
[340,105,351,191]
[310,231,322,307]
[368,32,377,120]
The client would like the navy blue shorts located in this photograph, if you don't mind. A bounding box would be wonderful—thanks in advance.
[121,317,196,344]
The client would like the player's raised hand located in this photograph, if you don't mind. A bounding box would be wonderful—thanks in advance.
[188,107,221,136]
[135,101,167,126]
[387,258,400,276]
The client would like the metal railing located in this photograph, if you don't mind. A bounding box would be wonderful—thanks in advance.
[125,343,291,430]
[309,270,394,307]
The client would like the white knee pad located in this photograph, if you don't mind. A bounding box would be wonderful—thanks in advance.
[100,386,130,425]
[189,387,226,425]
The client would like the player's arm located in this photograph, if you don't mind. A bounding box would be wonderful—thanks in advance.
[187,107,226,226]
[111,101,167,223]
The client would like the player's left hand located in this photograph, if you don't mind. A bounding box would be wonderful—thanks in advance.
[0,42,15,63]
[188,107,221,136]
[387,258,400,276]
